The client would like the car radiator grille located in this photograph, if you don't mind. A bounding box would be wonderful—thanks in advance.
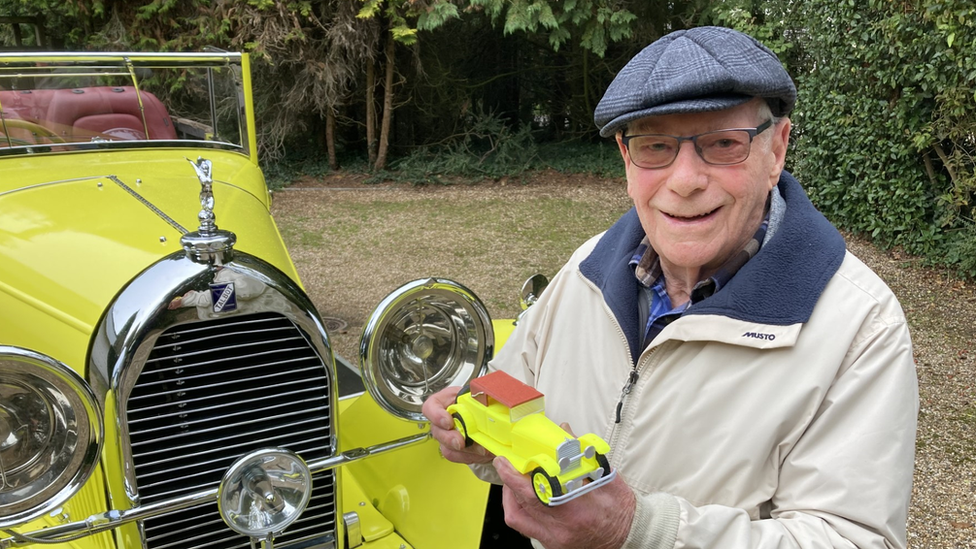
[125,312,336,549]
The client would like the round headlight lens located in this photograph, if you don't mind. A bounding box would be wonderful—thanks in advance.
[360,278,493,421]
[0,346,102,528]
[218,448,313,539]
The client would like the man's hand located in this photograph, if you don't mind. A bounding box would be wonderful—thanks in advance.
[421,386,494,465]
[495,455,636,549]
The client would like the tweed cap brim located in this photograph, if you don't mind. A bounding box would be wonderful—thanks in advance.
[595,27,796,137]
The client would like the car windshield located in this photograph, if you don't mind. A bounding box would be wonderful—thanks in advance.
[0,53,248,155]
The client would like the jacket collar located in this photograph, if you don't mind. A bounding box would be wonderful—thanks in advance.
[579,171,846,363]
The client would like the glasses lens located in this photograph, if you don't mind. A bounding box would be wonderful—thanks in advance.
[628,135,678,168]
[697,130,752,165]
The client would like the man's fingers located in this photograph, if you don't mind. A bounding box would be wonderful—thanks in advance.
[501,484,538,537]
[421,386,462,430]
[421,386,497,465]
[494,457,539,508]
[493,456,520,482]
[496,459,552,542]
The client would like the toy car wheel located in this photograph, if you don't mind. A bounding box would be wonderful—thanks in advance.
[531,468,562,506]
[454,383,471,403]
[596,453,611,476]
[452,412,473,447]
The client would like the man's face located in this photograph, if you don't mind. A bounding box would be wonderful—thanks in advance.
[616,100,790,278]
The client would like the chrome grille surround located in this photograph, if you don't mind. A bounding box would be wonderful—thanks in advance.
[89,251,338,549]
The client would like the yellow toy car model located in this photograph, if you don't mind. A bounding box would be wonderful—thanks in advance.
[0,51,497,549]
[447,370,615,506]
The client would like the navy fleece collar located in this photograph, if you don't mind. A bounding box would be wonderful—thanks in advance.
[579,171,846,364]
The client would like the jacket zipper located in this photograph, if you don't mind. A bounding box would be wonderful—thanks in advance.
[607,340,671,454]
[606,336,662,455]
[602,296,636,454]
[579,270,659,455]
[615,369,640,424]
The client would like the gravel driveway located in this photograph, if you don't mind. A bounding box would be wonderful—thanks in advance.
[273,173,975,548]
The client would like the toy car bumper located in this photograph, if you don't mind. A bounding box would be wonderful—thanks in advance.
[549,468,617,506]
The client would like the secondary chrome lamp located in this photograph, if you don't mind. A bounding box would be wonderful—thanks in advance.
[360,278,493,421]
[0,346,103,528]
[217,448,313,549]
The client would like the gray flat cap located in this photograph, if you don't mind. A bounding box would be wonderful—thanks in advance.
[594,26,796,137]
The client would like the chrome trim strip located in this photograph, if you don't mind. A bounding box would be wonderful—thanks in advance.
[136,436,333,473]
[143,339,308,367]
[128,386,327,425]
[127,375,320,411]
[106,175,187,234]
[0,52,243,64]
[0,175,112,198]
[0,173,250,208]
[0,139,245,159]
[129,419,328,460]
[0,433,428,548]
[129,407,330,448]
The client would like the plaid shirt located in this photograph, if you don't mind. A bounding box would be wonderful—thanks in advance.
[630,210,770,348]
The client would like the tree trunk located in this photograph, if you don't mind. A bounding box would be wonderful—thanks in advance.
[326,107,338,171]
[932,142,958,186]
[375,34,396,171]
[366,59,377,167]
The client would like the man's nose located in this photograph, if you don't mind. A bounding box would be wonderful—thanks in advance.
[665,141,708,195]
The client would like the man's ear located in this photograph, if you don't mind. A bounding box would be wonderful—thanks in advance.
[616,133,631,168]
[769,118,792,186]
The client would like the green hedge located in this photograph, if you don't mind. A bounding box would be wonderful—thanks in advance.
[790,0,976,277]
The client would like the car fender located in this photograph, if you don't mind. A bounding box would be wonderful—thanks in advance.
[523,454,561,478]
[577,433,612,456]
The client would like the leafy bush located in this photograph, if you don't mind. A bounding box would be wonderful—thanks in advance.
[262,145,369,190]
[369,110,540,184]
[365,110,625,185]
[537,140,623,178]
[791,0,976,278]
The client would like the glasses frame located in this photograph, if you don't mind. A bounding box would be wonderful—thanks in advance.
[621,119,774,169]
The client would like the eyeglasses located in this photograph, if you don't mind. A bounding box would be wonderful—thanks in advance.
[620,119,773,169]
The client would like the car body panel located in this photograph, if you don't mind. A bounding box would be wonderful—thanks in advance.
[13,466,117,549]
[492,319,515,350]
[339,392,490,549]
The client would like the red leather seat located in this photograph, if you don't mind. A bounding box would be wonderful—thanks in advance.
[0,88,58,121]
[0,89,61,145]
[42,86,176,141]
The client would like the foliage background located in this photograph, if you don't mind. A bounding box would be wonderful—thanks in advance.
[1,0,974,276]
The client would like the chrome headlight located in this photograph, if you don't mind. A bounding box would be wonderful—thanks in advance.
[360,278,493,421]
[218,448,313,540]
[0,347,102,528]
[520,274,549,311]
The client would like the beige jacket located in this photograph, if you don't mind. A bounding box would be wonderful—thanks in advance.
[488,174,917,549]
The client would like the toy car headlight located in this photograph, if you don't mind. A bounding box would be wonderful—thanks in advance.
[360,278,493,421]
[0,346,103,528]
[218,448,313,540]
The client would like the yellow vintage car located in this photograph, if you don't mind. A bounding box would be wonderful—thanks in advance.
[0,51,512,549]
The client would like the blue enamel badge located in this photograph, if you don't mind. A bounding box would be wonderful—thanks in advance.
[209,282,238,313]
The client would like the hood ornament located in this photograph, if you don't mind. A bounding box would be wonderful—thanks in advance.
[181,156,237,264]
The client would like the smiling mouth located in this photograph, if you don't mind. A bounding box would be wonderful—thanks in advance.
[666,208,718,220]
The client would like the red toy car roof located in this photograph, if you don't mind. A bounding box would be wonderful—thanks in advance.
[470,370,543,408]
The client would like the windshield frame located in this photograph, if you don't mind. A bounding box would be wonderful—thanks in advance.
[0,52,256,160]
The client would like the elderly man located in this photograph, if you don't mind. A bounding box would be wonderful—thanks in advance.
[423,26,917,549]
